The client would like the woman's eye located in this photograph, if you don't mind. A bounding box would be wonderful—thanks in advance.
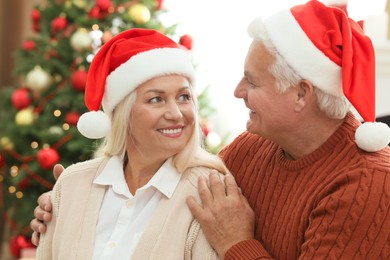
[178,94,191,102]
[149,96,162,103]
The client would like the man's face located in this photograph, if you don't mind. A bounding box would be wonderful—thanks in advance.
[234,41,297,140]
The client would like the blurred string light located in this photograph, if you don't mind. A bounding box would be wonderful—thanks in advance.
[31,142,38,149]
[10,166,19,177]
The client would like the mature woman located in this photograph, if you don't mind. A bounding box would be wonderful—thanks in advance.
[36,28,228,260]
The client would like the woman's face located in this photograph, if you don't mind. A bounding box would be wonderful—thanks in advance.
[128,74,196,159]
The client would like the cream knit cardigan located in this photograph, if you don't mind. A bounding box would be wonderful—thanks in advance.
[37,157,219,260]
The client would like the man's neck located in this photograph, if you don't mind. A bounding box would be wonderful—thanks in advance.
[279,116,345,160]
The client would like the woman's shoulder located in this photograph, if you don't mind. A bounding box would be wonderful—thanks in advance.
[58,157,108,181]
[184,166,226,189]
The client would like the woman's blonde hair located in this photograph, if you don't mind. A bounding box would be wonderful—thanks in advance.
[94,76,229,175]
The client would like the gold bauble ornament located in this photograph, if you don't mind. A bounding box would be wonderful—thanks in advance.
[128,4,151,24]
[0,137,14,150]
[15,108,35,126]
[25,66,53,92]
[72,0,87,8]
[70,29,93,51]
[64,0,72,9]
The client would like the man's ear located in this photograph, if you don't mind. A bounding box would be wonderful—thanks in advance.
[294,80,314,112]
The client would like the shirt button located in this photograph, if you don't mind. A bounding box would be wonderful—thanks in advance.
[126,200,133,208]
[109,241,117,248]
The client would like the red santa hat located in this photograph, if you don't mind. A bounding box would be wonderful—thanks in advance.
[248,0,390,152]
[77,28,195,139]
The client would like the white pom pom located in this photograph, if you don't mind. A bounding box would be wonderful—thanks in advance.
[77,111,111,139]
[247,16,266,39]
[355,122,390,152]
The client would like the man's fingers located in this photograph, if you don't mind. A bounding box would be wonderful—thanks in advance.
[37,191,51,212]
[225,174,240,197]
[53,164,64,180]
[30,218,47,233]
[197,175,214,205]
[31,231,40,246]
[30,218,40,233]
[186,196,204,219]
[34,203,51,222]
[208,170,226,199]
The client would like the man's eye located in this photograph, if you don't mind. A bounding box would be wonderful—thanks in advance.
[246,79,258,88]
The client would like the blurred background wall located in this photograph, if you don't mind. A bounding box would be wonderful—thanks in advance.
[0,0,35,88]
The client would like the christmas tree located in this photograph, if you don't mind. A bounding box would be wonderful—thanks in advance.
[0,0,224,258]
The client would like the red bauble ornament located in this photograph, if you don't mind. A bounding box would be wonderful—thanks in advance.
[31,9,41,22]
[51,17,68,33]
[89,6,103,19]
[32,22,40,33]
[70,70,88,91]
[37,148,60,170]
[96,0,112,11]
[179,34,193,50]
[201,120,211,136]
[22,40,36,51]
[66,111,81,126]
[12,88,32,110]
[9,235,35,258]
[156,0,164,10]
[0,153,5,167]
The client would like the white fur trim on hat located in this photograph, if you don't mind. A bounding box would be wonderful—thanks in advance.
[355,122,390,152]
[259,10,343,96]
[77,110,111,139]
[103,48,195,116]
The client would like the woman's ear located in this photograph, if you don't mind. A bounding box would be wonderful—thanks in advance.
[294,80,314,112]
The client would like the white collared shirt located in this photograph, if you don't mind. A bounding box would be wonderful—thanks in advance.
[92,156,181,260]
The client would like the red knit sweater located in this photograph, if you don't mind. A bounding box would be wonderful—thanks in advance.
[220,113,390,260]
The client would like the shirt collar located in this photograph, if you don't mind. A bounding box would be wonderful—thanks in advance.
[148,158,181,198]
[94,156,129,196]
[94,156,181,199]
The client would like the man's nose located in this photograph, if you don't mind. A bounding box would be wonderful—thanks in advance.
[234,78,247,98]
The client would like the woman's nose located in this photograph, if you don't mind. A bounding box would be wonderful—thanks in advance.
[164,102,183,120]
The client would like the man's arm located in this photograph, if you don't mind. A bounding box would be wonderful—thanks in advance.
[186,170,256,259]
[30,164,64,246]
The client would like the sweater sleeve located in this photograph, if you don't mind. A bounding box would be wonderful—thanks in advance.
[224,239,272,260]
[36,180,61,260]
